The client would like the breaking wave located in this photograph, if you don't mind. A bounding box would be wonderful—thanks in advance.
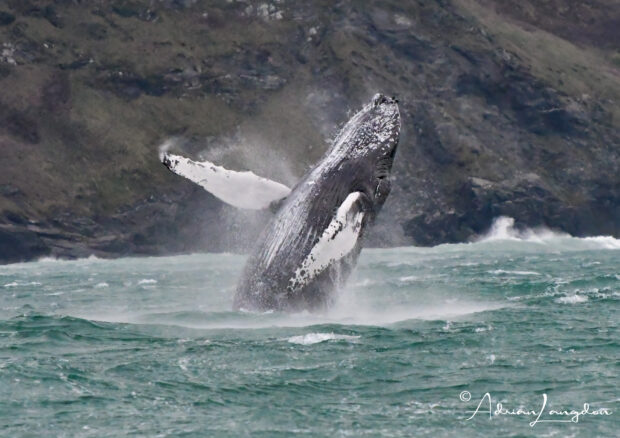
[475,216,620,250]
[287,333,360,345]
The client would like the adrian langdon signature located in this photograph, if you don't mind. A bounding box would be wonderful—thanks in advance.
[459,391,612,427]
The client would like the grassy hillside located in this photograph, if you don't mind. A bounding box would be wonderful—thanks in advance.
[0,0,618,262]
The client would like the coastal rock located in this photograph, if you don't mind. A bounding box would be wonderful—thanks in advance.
[0,0,618,263]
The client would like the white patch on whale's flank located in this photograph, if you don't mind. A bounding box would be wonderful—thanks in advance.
[162,152,291,210]
[289,192,365,290]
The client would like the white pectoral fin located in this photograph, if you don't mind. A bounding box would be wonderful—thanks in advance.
[289,192,366,290]
[161,152,291,210]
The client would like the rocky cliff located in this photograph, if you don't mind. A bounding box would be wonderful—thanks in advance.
[0,0,618,263]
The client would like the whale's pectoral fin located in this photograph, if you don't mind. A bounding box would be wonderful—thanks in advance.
[161,152,291,210]
[289,192,369,290]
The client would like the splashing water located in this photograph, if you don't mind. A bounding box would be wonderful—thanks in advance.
[478,216,620,249]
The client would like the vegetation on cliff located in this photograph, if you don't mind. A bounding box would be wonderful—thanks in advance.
[0,0,618,263]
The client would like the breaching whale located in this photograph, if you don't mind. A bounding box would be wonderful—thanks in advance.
[161,94,400,311]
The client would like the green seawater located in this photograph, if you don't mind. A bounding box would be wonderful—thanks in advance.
[0,231,618,437]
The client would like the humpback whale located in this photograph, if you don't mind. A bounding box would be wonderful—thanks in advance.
[161,94,400,311]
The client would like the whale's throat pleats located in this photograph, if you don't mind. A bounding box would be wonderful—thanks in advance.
[161,152,291,210]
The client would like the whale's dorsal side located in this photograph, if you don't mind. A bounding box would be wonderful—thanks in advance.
[161,152,291,210]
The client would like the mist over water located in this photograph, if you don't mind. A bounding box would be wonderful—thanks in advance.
[0,218,618,436]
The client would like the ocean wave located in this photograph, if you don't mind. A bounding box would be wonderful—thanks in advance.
[287,333,360,345]
[74,298,507,330]
[488,269,541,276]
[37,254,101,264]
[3,281,42,288]
[555,295,589,304]
[138,279,158,285]
[475,216,620,250]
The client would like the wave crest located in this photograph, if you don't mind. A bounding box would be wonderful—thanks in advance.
[287,333,360,345]
[476,217,620,249]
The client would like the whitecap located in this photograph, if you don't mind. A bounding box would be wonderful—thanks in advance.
[37,254,100,263]
[581,236,620,249]
[555,295,588,304]
[178,357,189,371]
[138,279,158,285]
[476,216,620,250]
[488,269,541,276]
[477,216,569,242]
[287,333,360,345]
[94,282,109,288]
[457,262,480,267]
[3,281,42,288]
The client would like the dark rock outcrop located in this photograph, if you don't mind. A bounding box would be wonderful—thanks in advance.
[0,0,618,263]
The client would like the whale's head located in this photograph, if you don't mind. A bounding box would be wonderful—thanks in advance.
[329,93,401,209]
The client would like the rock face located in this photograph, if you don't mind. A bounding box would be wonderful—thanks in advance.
[0,0,618,263]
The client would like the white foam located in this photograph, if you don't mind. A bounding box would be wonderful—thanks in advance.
[37,254,100,263]
[138,279,157,285]
[555,295,588,304]
[3,281,42,288]
[177,357,190,371]
[476,216,620,250]
[287,333,360,345]
[580,236,620,250]
[94,282,109,289]
[488,270,541,276]
[478,216,568,242]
